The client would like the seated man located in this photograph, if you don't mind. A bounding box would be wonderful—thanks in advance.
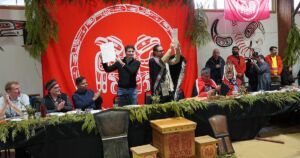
[72,76,103,110]
[0,81,30,119]
[221,63,242,96]
[192,68,219,97]
[43,79,72,113]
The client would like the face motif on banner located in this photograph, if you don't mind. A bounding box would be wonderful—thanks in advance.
[211,16,265,57]
[235,0,260,21]
[69,4,173,106]
[225,0,270,22]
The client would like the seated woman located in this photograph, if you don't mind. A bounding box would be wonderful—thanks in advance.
[221,63,242,96]
[43,79,72,113]
[192,68,219,97]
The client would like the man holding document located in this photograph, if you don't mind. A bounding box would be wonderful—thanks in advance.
[101,44,140,106]
[149,28,182,103]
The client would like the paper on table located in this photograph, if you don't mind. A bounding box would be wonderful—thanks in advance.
[172,28,179,47]
[100,42,116,63]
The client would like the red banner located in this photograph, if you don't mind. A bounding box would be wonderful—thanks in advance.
[224,0,270,22]
[42,1,197,108]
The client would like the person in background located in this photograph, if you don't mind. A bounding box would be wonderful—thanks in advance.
[0,81,30,119]
[192,68,219,97]
[149,43,181,103]
[43,79,72,113]
[205,48,225,85]
[253,55,271,91]
[221,63,242,96]
[245,52,259,92]
[72,76,103,110]
[101,45,140,106]
[281,65,295,86]
[265,46,282,83]
[227,46,246,82]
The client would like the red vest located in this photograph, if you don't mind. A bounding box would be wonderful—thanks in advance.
[223,78,242,96]
[197,77,217,97]
[265,55,283,75]
[227,55,246,75]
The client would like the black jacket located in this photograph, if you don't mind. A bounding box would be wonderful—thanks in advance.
[245,59,258,91]
[102,58,140,89]
[43,93,73,113]
[205,56,225,85]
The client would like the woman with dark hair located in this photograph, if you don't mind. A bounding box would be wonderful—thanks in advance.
[43,79,72,113]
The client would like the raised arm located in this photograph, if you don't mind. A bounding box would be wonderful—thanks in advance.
[161,43,175,63]
[100,53,119,72]
[169,44,181,65]
[102,62,119,72]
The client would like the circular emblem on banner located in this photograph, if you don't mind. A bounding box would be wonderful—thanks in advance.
[69,4,173,106]
[234,0,260,21]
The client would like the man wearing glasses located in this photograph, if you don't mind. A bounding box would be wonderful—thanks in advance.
[0,81,30,119]
[101,45,141,106]
[43,79,72,113]
[149,43,181,103]
[72,76,103,110]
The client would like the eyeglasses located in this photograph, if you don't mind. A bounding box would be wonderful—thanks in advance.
[156,50,164,53]
[80,82,88,86]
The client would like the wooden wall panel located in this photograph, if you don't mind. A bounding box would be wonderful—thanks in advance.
[277,0,293,58]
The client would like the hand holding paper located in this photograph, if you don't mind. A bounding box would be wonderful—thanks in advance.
[172,28,179,47]
[100,42,116,63]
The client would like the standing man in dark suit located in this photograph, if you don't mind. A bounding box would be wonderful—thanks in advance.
[205,48,225,85]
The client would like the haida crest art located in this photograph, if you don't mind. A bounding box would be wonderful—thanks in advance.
[211,16,265,57]
[69,4,173,96]
[94,34,160,94]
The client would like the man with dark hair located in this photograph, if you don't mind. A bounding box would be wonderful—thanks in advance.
[205,48,225,84]
[0,81,30,118]
[72,76,102,110]
[101,45,140,106]
[149,43,181,103]
[265,46,283,78]
[43,79,72,113]
[227,46,246,82]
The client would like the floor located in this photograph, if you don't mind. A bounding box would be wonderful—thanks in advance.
[233,124,300,158]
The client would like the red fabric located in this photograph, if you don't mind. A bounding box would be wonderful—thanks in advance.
[223,78,242,96]
[227,55,246,75]
[42,1,197,108]
[265,55,283,75]
[196,77,217,97]
[224,0,270,22]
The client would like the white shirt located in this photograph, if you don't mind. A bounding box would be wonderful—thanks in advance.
[0,93,30,118]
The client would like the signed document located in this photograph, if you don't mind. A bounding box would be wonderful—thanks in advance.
[100,42,116,63]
